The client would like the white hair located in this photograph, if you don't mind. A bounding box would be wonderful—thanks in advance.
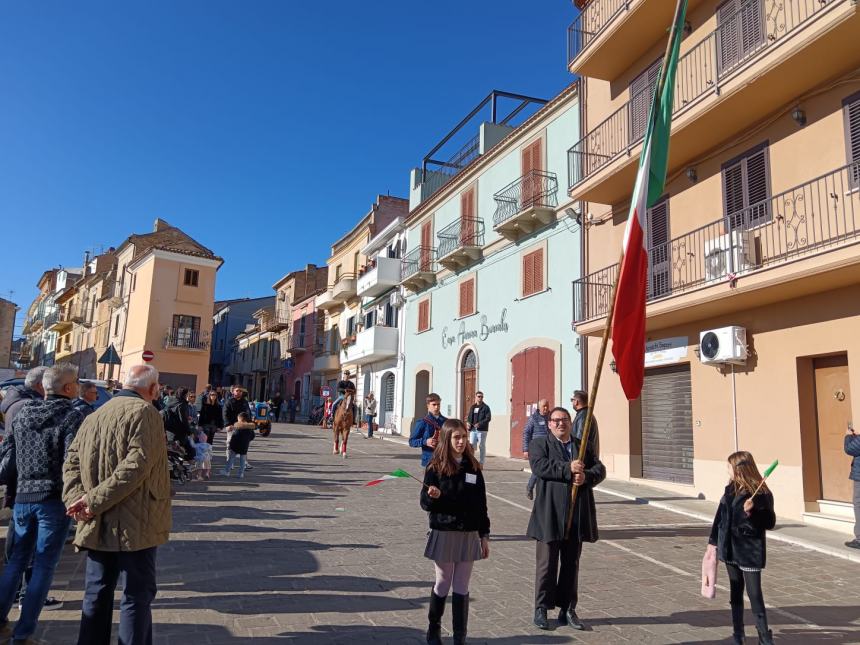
[124,364,160,389]
[43,363,79,395]
[25,366,48,389]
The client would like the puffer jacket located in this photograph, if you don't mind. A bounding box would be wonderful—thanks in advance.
[63,391,171,552]
[845,433,860,481]
[1,386,42,434]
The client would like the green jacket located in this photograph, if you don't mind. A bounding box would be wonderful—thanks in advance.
[63,392,171,552]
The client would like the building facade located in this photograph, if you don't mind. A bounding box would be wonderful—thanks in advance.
[210,296,276,387]
[400,83,582,458]
[0,298,17,369]
[569,0,860,530]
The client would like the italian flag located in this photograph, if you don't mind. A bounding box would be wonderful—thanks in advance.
[365,469,415,486]
[611,0,688,400]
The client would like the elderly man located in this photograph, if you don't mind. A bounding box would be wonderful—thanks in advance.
[528,406,605,632]
[63,364,171,645]
[0,366,47,433]
[0,363,84,643]
[523,399,550,500]
[72,381,100,419]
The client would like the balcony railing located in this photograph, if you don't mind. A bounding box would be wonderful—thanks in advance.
[164,328,211,350]
[401,246,436,281]
[566,0,628,66]
[493,170,559,227]
[573,162,860,323]
[568,0,842,189]
[289,333,309,352]
[437,217,485,259]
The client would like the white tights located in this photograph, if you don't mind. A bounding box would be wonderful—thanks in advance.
[433,560,474,597]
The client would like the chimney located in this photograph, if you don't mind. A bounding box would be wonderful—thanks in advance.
[153,218,171,232]
[83,251,91,276]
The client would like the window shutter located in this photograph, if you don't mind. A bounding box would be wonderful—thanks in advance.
[647,200,671,298]
[522,253,534,296]
[744,148,769,225]
[467,278,474,315]
[844,94,860,184]
[418,300,429,332]
[723,159,745,229]
[717,0,740,73]
[532,248,545,293]
[460,189,475,244]
[459,281,468,318]
[420,221,432,271]
[629,59,661,142]
[739,0,764,57]
[723,144,770,229]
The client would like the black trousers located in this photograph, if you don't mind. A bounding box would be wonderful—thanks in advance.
[726,562,768,634]
[534,537,582,611]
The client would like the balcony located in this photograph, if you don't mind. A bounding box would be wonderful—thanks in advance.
[567,0,706,80]
[267,308,291,332]
[493,170,559,241]
[357,256,401,297]
[331,273,357,301]
[400,246,437,292]
[437,217,485,271]
[316,289,338,311]
[573,162,860,331]
[164,328,211,351]
[568,0,860,206]
[312,331,341,372]
[289,332,310,353]
[48,311,73,333]
[340,325,398,366]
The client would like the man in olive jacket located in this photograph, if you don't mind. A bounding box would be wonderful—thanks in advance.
[527,406,605,632]
[63,364,170,645]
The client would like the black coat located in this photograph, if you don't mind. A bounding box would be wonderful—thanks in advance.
[228,424,256,455]
[467,402,492,432]
[420,460,490,537]
[223,396,250,426]
[709,484,776,569]
[198,402,224,428]
[527,433,605,543]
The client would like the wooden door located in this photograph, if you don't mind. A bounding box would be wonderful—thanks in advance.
[510,346,555,458]
[521,139,543,207]
[460,350,477,421]
[420,221,432,271]
[814,355,854,502]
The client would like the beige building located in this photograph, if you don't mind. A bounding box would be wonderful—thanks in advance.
[0,297,17,369]
[570,0,860,531]
[231,307,279,401]
[109,219,223,392]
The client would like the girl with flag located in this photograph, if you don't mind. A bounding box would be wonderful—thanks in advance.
[708,451,777,644]
[420,419,490,645]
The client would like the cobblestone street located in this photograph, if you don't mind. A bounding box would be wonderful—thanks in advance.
[16,423,860,644]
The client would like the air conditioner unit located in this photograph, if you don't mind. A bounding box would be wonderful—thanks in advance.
[704,230,756,282]
[699,326,747,365]
[389,291,405,308]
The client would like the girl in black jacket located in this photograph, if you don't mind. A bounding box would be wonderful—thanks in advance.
[420,419,490,645]
[708,451,776,644]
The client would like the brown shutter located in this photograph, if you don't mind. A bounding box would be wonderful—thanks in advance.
[522,252,534,296]
[722,144,770,229]
[532,248,545,293]
[460,189,475,244]
[467,278,475,315]
[745,147,770,225]
[418,300,429,332]
[420,221,432,271]
[717,0,740,73]
[459,281,468,318]
[459,278,475,316]
[521,140,542,207]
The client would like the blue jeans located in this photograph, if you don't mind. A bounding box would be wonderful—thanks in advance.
[469,430,487,464]
[0,500,70,639]
[365,415,375,437]
[78,546,157,645]
[223,451,247,477]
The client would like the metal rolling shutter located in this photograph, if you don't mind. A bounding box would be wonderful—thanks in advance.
[641,364,694,484]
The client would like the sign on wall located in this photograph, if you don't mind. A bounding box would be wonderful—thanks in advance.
[644,336,688,367]
[441,308,510,349]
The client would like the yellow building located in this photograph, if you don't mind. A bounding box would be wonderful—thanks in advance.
[110,219,223,392]
[570,0,860,530]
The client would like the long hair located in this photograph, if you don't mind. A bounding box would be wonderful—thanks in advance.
[427,419,481,477]
[728,451,769,496]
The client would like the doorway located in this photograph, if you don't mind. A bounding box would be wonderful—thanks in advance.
[414,370,430,427]
[381,372,395,428]
[640,364,694,485]
[510,346,555,458]
[814,355,853,502]
[460,350,477,421]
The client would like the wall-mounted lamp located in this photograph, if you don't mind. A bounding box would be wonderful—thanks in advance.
[564,206,582,226]
[609,359,617,373]
[685,167,698,183]
[683,21,692,35]
[694,347,701,359]
[791,108,807,126]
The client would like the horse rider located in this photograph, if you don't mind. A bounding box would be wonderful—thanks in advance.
[332,371,357,422]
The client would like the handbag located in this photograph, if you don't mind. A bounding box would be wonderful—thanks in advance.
[701,543,718,599]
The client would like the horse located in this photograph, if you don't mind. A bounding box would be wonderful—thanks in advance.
[332,392,354,458]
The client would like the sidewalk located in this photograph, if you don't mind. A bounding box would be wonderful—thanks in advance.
[384,433,860,564]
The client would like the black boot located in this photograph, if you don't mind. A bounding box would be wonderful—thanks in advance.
[426,591,445,645]
[731,603,745,643]
[452,592,469,645]
[755,612,773,644]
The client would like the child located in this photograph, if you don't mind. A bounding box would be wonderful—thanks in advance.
[409,393,447,467]
[222,412,255,479]
[194,430,213,480]
[708,451,776,644]
[420,419,490,645]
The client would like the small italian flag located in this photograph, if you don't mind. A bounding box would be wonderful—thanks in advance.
[365,469,415,487]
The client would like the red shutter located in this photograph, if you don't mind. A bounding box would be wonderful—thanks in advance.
[461,189,475,244]
[522,253,534,296]
[418,300,429,332]
[466,278,474,315]
[459,279,475,317]
[522,140,542,207]
[420,221,432,271]
[532,248,544,293]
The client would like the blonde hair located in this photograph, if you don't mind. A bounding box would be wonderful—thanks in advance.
[728,451,769,496]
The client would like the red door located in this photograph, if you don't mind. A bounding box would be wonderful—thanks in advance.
[510,346,555,458]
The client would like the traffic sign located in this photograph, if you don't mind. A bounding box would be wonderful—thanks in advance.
[142,350,155,362]
[285,358,295,370]
[320,385,332,398]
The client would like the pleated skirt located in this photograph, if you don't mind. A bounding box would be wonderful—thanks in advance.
[423,529,483,562]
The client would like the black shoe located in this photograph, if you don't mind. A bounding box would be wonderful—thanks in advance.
[533,607,550,630]
[845,538,860,549]
[757,629,773,645]
[426,591,445,645]
[559,608,585,630]
[733,634,745,644]
[452,592,469,645]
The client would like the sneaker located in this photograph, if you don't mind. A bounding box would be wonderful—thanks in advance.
[42,596,63,610]
[244,464,253,470]
[845,538,860,549]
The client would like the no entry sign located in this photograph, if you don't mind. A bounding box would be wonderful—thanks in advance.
[142,350,155,362]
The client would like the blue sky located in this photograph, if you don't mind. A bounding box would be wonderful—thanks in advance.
[1,1,576,335]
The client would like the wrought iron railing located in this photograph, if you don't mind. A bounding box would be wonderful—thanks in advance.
[493,170,559,227]
[566,0,629,65]
[568,0,842,189]
[400,246,437,281]
[164,328,211,350]
[289,333,308,351]
[421,135,482,202]
[572,162,860,323]
[437,217,485,258]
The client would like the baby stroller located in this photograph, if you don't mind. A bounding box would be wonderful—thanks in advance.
[254,401,272,437]
[165,431,192,484]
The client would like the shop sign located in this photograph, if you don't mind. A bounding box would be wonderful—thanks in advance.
[644,336,688,367]
[441,308,510,349]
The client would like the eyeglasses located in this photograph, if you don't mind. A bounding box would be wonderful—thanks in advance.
[550,418,568,425]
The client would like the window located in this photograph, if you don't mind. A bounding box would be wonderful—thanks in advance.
[364,310,375,329]
[183,269,199,287]
[131,273,137,292]
[335,265,342,281]
[629,58,662,143]
[844,91,860,186]
[458,277,476,318]
[521,139,544,206]
[346,316,356,337]
[384,302,396,328]
[722,142,770,229]
[460,187,477,245]
[171,314,201,348]
[647,199,671,299]
[716,0,765,75]
[521,247,545,297]
[417,299,430,332]
[354,252,360,276]
[114,315,120,335]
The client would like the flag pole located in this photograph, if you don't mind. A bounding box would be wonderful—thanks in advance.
[565,0,687,538]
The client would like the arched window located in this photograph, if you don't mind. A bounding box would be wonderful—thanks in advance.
[460,350,477,420]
